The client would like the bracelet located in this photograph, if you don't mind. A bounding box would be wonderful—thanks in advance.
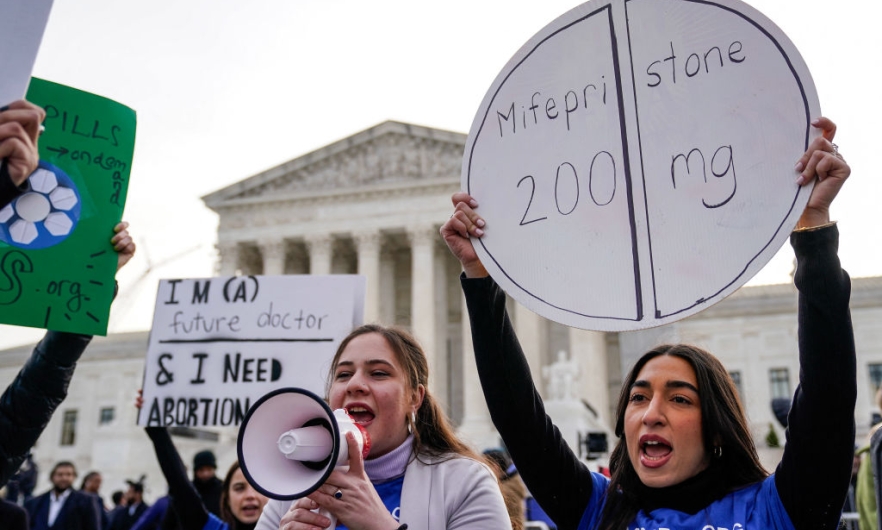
[793,220,836,233]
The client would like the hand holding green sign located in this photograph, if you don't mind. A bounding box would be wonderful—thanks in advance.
[0,78,136,335]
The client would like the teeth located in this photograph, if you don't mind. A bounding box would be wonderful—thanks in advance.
[347,406,368,413]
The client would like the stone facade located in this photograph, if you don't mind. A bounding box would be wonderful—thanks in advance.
[2,120,880,503]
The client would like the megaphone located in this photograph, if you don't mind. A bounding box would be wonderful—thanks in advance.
[237,387,371,503]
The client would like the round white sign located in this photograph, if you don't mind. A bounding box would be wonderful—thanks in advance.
[463,0,819,331]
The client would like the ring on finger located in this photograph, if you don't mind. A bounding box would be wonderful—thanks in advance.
[830,142,844,160]
[334,488,343,500]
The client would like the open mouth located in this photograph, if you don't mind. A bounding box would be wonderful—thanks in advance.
[642,440,672,459]
[239,503,261,519]
[345,405,375,425]
[639,436,673,468]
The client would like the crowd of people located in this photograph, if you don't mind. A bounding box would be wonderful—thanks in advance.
[0,450,237,530]
[0,52,875,530]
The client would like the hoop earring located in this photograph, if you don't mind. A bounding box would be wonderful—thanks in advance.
[408,411,416,434]
[713,445,723,458]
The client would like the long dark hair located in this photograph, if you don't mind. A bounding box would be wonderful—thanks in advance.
[598,344,767,530]
[328,324,478,463]
[219,461,253,530]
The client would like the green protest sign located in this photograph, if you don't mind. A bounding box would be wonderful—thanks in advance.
[0,78,136,335]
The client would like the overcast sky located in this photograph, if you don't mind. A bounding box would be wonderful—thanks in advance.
[0,0,878,348]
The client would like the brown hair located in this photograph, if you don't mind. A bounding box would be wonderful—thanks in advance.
[50,461,77,478]
[483,451,526,530]
[219,461,247,530]
[598,344,767,530]
[328,324,478,462]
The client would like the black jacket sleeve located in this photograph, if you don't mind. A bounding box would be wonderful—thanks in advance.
[145,427,210,530]
[462,275,593,530]
[0,331,92,486]
[774,225,856,529]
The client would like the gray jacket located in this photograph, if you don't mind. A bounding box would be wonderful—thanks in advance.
[257,453,511,530]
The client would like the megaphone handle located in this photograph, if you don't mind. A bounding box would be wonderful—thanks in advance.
[318,507,337,530]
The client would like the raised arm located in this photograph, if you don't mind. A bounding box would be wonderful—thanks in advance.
[144,426,212,530]
[0,222,135,487]
[774,118,855,529]
[0,331,92,486]
[442,193,594,529]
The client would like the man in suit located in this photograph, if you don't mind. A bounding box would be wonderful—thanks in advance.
[24,461,99,530]
[105,491,126,529]
[107,479,148,530]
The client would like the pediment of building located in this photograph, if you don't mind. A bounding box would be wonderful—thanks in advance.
[203,121,466,208]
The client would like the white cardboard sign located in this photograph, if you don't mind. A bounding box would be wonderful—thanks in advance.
[0,0,54,106]
[138,275,365,427]
[464,0,818,331]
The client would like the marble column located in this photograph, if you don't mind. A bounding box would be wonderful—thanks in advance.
[379,252,396,324]
[258,238,286,276]
[353,230,382,324]
[456,292,498,450]
[514,303,547,398]
[432,247,449,410]
[306,234,332,275]
[568,327,610,425]
[217,241,240,276]
[407,225,437,391]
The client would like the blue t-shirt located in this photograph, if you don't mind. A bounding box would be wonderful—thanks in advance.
[578,473,795,530]
[526,497,557,529]
[336,476,405,530]
[202,513,227,530]
[131,496,170,530]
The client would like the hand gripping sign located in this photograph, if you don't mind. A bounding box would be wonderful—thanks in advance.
[0,79,135,335]
[464,0,818,331]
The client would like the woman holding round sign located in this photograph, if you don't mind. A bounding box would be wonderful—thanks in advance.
[442,117,853,529]
[257,325,510,530]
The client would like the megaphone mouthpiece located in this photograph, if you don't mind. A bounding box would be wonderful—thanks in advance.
[333,409,372,461]
[353,421,371,460]
[278,425,333,462]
